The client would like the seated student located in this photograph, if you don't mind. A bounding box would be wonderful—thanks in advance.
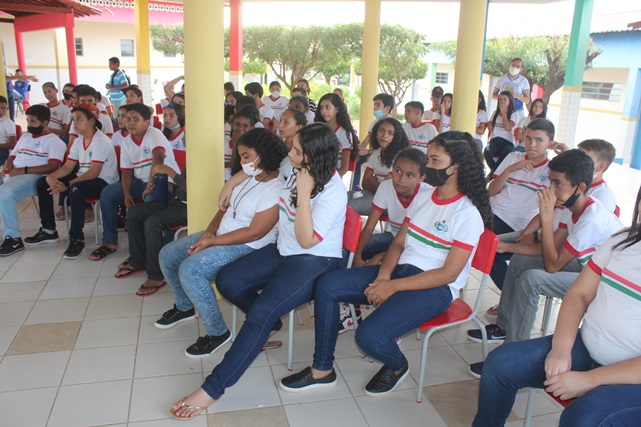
[279,131,491,395]
[288,95,312,125]
[155,129,287,352]
[123,86,156,116]
[440,93,453,133]
[297,78,317,112]
[223,81,234,96]
[41,82,71,141]
[168,123,345,420]
[245,82,273,129]
[315,93,359,177]
[473,187,641,427]
[403,101,437,153]
[262,80,289,123]
[514,98,547,149]
[0,96,17,170]
[111,105,128,147]
[164,75,185,101]
[171,92,185,107]
[25,104,118,259]
[0,105,66,256]
[475,90,488,148]
[68,85,114,147]
[290,87,316,124]
[484,91,518,175]
[96,91,112,117]
[91,103,180,261]
[421,86,444,129]
[162,103,185,151]
[225,90,242,107]
[224,107,256,180]
[348,117,409,215]
[61,83,75,108]
[467,150,623,372]
[354,93,395,191]
[234,95,263,129]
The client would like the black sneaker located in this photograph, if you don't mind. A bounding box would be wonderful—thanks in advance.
[338,304,362,334]
[0,237,24,257]
[63,240,85,259]
[24,228,59,246]
[467,324,506,344]
[185,331,232,358]
[469,361,484,379]
[365,359,410,396]
[280,366,337,392]
[154,305,196,329]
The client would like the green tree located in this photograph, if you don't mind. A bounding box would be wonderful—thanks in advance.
[430,35,602,102]
[150,24,184,56]
[313,23,363,84]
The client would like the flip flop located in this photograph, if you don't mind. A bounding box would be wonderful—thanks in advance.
[55,209,66,221]
[135,281,167,297]
[114,265,146,279]
[117,257,131,269]
[169,398,205,421]
[84,209,95,223]
[88,246,117,261]
[263,340,282,350]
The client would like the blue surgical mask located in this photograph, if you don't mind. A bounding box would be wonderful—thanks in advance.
[373,109,384,119]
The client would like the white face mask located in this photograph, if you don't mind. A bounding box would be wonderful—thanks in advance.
[509,66,521,76]
[242,156,263,177]
[271,91,280,98]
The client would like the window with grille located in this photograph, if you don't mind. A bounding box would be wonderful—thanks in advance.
[581,82,622,102]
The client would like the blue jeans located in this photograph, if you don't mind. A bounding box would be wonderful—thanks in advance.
[0,174,42,238]
[362,231,394,261]
[473,333,641,427]
[203,243,341,399]
[312,264,452,372]
[158,231,254,336]
[351,153,370,191]
[490,214,515,290]
[99,179,146,245]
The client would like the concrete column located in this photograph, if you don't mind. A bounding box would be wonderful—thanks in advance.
[228,0,243,91]
[53,28,70,88]
[617,68,641,164]
[0,33,7,108]
[630,69,641,170]
[359,0,381,138]
[14,30,27,74]
[64,12,78,84]
[450,0,488,135]
[184,0,224,231]
[134,0,152,103]
[556,0,594,147]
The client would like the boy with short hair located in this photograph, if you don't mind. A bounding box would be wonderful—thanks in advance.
[69,85,114,146]
[106,57,128,112]
[403,101,437,153]
[291,87,315,124]
[578,139,617,212]
[296,79,316,112]
[245,82,273,129]
[0,96,17,168]
[0,105,66,256]
[467,150,623,365]
[62,83,75,108]
[91,103,180,261]
[262,80,289,122]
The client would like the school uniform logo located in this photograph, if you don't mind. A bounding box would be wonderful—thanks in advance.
[434,220,448,233]
[34,141,41,149]
[540,174,547,182]
[52,111,58,117]
[143,147,151,156]
[88,150,93,159]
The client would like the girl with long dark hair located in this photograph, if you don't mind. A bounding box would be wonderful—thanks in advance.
[315,93,359,176]
[484,90,518,174]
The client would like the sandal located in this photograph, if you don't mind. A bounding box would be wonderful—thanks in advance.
[169,398,205,421]
[89,246,117,261]
[84,209,95,223]
[135,281,167,297]
[55,208,66,221]
[117,257,131,270]
[114,265,145,279]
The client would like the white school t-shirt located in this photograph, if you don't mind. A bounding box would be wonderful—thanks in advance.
[168,128,186,151]
[588,180,616,213]
[67,130,119,185]
[278,156,294,181]
[217,175,282,250]
[495,74,531,112]
[365,148,391,182]
[441,113,451,133]
[582,233,641,366]
[111,130,127,147]
[558,197,623,267]
[69,113,114,137]
[475,110,488,141]
[0,116,16,144]
[421,109,440,124]
[335,126,352,169]
[400,187,484,299]
[403,122,438,153]
[489,110,518,143]
[305,111,315,125]
[490,152,550,230]
[372,180,425,236]
[10,133,66,169]
[262,95,289,121]
[119,127,180,182]
[258,104,274,123]
[277,172,347,258]
[45,101,71,131]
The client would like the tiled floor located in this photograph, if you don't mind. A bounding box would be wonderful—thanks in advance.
[1,162,639,426]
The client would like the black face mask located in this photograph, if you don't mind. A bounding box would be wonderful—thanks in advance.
[562,185,581,208]
[425,165,454,187]
[63,93,72,101]
[27,125,44,136]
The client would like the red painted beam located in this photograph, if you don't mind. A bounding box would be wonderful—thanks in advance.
[14,13,66,32]
[0,3,69,14]
[229,0,242,74]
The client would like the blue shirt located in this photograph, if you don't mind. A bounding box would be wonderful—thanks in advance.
[108,69,127,103]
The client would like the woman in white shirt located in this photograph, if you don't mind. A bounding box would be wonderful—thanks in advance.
[484,91,518,175]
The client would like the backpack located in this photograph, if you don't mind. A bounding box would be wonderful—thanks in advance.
[111,69,131,87]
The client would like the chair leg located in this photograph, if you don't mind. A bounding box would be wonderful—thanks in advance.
[288,309,295,371]
[523,388,537,427]
[306,302,314,318]
[93,202,101,245]
[231,306,237,342]
[31,196,40,216]
[541,296,554,336]
[472,316,489,360]
[296,308,304,326]
[416,329,433,403]
[349,304,359,330]
[63,198,70,235]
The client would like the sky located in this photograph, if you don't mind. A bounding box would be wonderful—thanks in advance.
[224,0,641,42]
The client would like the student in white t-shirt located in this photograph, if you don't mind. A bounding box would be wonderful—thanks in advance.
[484,91,518,175]
[475,91,488,149]
[68,85,114,150]
[403,101,438,153]
[162,103,185,151]
[92,103,179,261]
[154,129,288,353]
[167,124,345,420]
[473,186,641,426]
[224,107,256,181]
[262,80,289,123]
[315,93,359,177]
[492,58,531,119]
[0,105,66,257]
[111,105,129,147]
[348,118,409,215]
[290,87,316,124]
[245,82,273,130]
[276,108,307,180]
[514,98,547,150]
[440,93,453,134]
[0,96,17,168]
[41,82,71,141]
[26,104,118,260]
[279,131,491,396]
[421,86,444,129]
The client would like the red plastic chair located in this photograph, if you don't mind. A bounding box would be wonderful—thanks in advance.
[415,229,498,402]
[173,149,186,172]
[153,116,162,130]
[16,124,22,139]
[614,205,621,218]
[155,103,163,115]
[524,389,574,427]
[348,156,358,190]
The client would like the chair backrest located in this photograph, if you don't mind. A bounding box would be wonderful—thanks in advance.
[471,229,499,274]
[348,157,357,173]
[16,124,22,140]
[114,145,121,170]
[173,149,186,172]
[153,116,162,130]
[155,103,163,115]
[614,205,621,218]
[343,205,362,254]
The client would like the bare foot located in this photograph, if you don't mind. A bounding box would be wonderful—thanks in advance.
[170,388,215,420]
